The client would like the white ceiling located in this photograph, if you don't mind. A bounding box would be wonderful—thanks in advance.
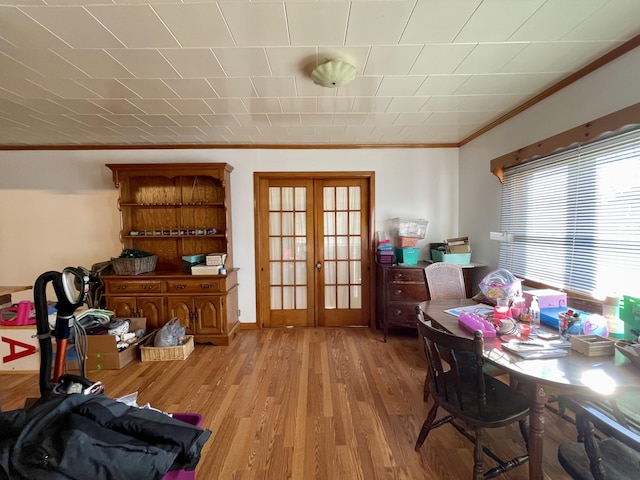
[0,0,638,148]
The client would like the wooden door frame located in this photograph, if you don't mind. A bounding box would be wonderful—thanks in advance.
[253,171,376,328]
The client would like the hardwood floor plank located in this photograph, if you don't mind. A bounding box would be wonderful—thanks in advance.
[0,327,574,479]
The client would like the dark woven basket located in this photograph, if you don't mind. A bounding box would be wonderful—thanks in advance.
[112,254,158,275]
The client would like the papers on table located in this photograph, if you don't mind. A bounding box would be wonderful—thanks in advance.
[501,341,569,359]
[444,304,493,317]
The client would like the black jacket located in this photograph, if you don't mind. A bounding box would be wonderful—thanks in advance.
[0,394,211,480]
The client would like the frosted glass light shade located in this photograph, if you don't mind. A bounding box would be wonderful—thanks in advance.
[311,60,357,88]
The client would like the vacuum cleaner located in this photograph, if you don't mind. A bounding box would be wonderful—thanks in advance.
[33,267,91,397]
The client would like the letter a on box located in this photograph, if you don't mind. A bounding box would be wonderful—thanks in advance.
[2,336,37,363]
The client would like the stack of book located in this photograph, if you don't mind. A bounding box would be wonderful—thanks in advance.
[377,239,393,264]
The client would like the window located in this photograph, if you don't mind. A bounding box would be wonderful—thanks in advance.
[499,128,640,299]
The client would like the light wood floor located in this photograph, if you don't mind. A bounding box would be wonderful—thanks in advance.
[1,327,575,479]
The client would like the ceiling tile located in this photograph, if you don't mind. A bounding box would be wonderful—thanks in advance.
[252,77,297,97]
[166,99,213,115]
[134,114,180,127]
[454,73,558,95]
[279,97,317,113]
[332,113,366,126]
[128,99,179,115]
[12,98,74,114]
[352,97,392,113]
[363,113,400,126]
[300,114,334,126]
[219,2,289,47]
[243,98,282,114]
[152,3,234,47]
[335,76,381,97]
[265,47,317,76]
[0,7,69,49]
[160,49,225,78]
[563,0,640,41]
[163,79,218,99]
[204,98,248,114]
[0,78,57,99]
[89,99,144,114]
[2,47,87,78]
[410,44,476,75]
[500,41,622,73]
[21,6,124,48]
[386,97,429,113]
[364,46,422,75]
[376,76,425,96]
[267,113,301,126]
[0,53,43,79]
[87,5,179,48]
[201,114,241,127]
[104,114,154,127]
[166,114,209,127]
[118,79,178,99]
[454,0,546,42]
[317,97,355,113]
[213,48,271,77]
[74,79,138,98]
[286,2,349,46]
[455,43,527,74]
[53,49,134,78]
[106,49,179,78]
[28,78,98,99]
[207,78,257,98]
[415,75,471,95]
[401,0,481,44]
[346,1,415,44]
[68,114,117,127]
[51,99,110,115]
[509,0,605,41]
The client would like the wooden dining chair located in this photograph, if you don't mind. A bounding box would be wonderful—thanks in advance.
[557,395,640,480]
[423,263,466,300]
[414,317,530,480]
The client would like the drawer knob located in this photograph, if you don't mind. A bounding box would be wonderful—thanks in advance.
[200,284,213,289]
[393,309,402,316]
[142,285,153,290]
[174,284,186,289]
[393,289,403,296]
[394,273,403,279]
[117,285,127,290]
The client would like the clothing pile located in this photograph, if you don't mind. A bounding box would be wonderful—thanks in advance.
[0,394,211,480]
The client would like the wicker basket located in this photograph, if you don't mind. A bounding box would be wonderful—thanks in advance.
[112,254,158,275]
[140,335,194,362]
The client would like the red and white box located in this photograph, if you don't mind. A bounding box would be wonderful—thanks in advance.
[523,288,567,309]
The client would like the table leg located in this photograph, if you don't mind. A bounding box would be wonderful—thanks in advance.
[526,382,549,480]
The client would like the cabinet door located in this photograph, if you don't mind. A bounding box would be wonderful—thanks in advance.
[137,297,165,330]
[195,296,223,335]
[106,297,137,318]
[167,296,195,335]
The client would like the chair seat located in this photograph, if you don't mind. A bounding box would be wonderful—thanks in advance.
[431,371,529,429]
[558,437,640,480]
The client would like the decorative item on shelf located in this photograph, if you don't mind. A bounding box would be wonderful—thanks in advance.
[310,59,357,88]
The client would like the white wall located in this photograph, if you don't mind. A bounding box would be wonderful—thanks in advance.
[459,46,640,271]
[0,148,459,323]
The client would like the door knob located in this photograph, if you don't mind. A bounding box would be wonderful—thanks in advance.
[316,262,322,271]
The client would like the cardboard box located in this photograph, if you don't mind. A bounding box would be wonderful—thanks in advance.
[86,317,149,370]
[523,289,567,309]
[445,236,471,253]
[0,325,40,372]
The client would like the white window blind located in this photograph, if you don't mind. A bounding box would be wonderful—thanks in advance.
[499,128,640,299]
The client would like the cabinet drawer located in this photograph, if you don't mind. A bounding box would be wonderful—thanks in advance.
[106,281,162,294]
[166,279,223,293]
[385,304,419,327]
[387,268,424,283]
[386,283,427,302]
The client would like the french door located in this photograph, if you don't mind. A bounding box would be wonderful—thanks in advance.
[255,173,373,328]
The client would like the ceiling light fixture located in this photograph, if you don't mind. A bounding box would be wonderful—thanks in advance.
[310,60,357,88]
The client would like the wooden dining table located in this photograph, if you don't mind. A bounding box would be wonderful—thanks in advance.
[418,298,640,480]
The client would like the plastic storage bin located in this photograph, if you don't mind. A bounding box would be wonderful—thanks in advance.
[430,250,471,265]
[162,413,204,480]
[395,247,419,265]
[391,218,429,239]
[621,295,640,339]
